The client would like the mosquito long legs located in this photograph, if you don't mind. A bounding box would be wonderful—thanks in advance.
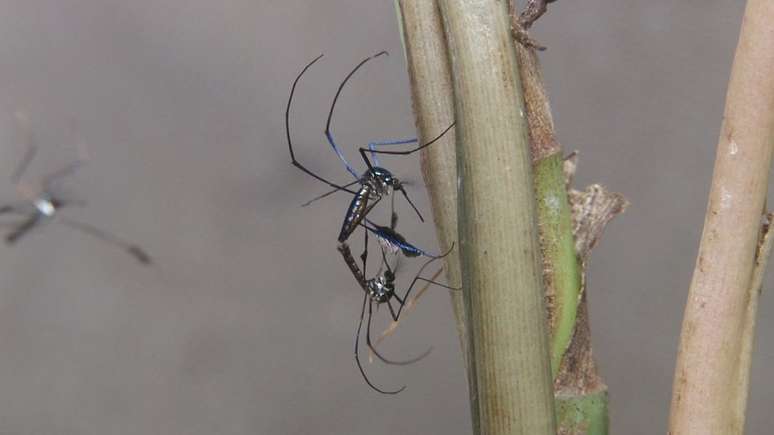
[286,52,454,244]
[0,117,151,265]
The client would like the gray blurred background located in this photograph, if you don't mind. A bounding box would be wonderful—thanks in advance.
[0,0,768,434]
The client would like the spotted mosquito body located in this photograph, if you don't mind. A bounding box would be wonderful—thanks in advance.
[285,51,454,244]
[0,121,151,265]
[337,167,402,243]
[338,239,457,395]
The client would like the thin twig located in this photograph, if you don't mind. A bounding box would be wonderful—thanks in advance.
[669,0,774,432]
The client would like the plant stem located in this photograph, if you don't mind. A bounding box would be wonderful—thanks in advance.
[514,39,611,434]
[533,152,579,376]
[438,0,556,433]
[735,214,774,425]
[669,0,774,432]
[394,2,479,433]
[555,390,609,435]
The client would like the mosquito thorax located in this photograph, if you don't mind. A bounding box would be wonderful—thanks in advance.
[363,167,397,195]
[367,276,393,303]
[33,195,59,217]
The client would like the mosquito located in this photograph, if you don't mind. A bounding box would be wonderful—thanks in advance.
[285,51,454,243]
[338,239,457,394]
[0,116,151,265]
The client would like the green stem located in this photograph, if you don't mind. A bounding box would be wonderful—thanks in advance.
[511,42,583,378]
[513,18,612,434]
[555,391,609,435]
[533,152,581,377]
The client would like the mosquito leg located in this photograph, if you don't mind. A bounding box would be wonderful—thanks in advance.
[286,54,358,194]
[326,51,389,176]
[300,179,361,207]
[397,186,424,223]
[0,204,26,215]
[415,276,460,291]
[56,217,151,265]
[367,298,431,366]
[5,214,42,245]
[394,245,456,319]
[354,294,404,394]
[11,112,39,185]
[11,144,37,185]
[365,138,417,167]
[387,299,401,322]
[357,122,454,160]
[389,193,398,230]
[360,223,369,277]
[42,160,86,188]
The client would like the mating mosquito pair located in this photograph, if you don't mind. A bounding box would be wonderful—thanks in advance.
[286,51,458,393]
[339,211,457,394]
[0,115,151,265]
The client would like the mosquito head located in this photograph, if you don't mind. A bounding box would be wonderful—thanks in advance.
[383,268,396,284]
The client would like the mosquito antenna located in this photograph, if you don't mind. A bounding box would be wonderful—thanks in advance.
[325,51,389,176]
[56,216,151,265]
[354,293,405,394]
[300,179,360,207]
[285,54,357,195]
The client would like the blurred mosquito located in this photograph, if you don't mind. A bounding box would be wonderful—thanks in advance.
[285,51,454,243]
[338,237,457,394]
[0,115,151,265]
